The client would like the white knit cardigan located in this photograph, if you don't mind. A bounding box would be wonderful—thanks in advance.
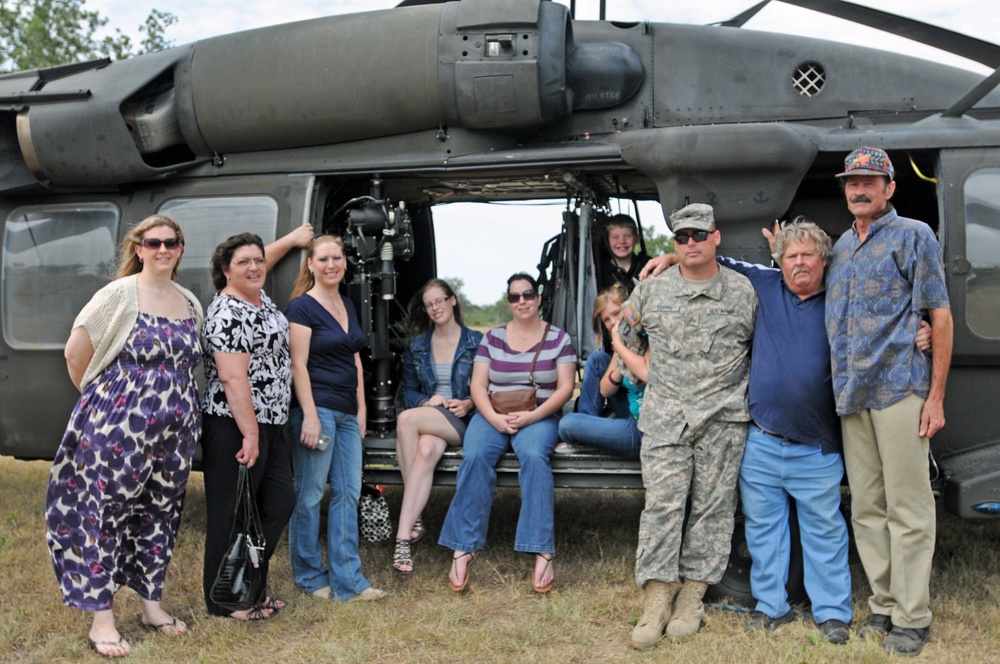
[72,274,204,388]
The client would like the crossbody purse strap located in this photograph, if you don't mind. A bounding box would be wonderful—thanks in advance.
[527,322,551,389]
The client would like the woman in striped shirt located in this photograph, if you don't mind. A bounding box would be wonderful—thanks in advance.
[438,272,576,594]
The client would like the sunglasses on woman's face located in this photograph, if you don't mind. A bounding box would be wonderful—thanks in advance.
[507,289,539,303]
[140,237,183,250]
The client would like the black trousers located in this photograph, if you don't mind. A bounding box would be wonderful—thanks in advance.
[201,414,295,616]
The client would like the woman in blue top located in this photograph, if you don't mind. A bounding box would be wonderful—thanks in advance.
[393,279,482,574]
[286,235,384,602]
[557,284,648,459]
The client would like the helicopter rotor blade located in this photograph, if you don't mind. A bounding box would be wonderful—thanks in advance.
[779,0,1000,68]
[713,0,773,28]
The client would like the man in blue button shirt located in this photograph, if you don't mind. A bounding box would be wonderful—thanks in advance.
[826,147,953,657]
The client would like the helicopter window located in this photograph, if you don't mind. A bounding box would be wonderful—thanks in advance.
[963,170,1000,339]
[157,196,279,309]
[2,203,119,349]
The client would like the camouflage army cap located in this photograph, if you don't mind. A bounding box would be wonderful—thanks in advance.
[669,203,715,232]
[836,146,894,180]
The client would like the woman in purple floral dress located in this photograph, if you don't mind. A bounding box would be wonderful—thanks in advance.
[44,215,203,658]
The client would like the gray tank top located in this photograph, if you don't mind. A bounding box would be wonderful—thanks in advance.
[434,362,453,400]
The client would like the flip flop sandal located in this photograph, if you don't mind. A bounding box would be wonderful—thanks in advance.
[141,616,186,635]
[532,553,554,594]
[449,551,477,592]
[88,636,130,658]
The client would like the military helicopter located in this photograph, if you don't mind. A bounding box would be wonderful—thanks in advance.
[2,0,999,599]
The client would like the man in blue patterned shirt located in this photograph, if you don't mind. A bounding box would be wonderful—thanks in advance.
[825,146,953,657]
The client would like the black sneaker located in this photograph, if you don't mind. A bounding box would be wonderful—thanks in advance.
[746,609,795,632]
[883,626,929,657]
[859,614,893,639]
[817,619,850,645]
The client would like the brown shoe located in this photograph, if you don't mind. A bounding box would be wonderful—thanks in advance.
[666,579,708,638]
[631,580,681,649]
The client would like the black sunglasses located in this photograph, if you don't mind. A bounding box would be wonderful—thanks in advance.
[507,289,539,303]
[673,230,713,245]
[140,238,183,249]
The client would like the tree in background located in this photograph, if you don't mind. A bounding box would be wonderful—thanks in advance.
[0,0,176,72]
[444,276,475,316]
[642,223,674,257]
[442,276,512,329]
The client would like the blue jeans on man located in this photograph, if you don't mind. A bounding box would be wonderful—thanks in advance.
[739,425,852,624]
[289,406,372,600]
[438,412,559,554]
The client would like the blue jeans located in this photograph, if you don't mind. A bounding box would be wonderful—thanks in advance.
[438,412,558,554]
[739,425,852,624]
[289,407,371,600]
[577,352,630,419]
[558,412,641,459]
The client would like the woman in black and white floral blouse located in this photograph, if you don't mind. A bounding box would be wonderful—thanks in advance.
[200,228,310,621]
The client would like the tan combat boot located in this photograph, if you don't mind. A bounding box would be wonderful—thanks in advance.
[630,580,681,649]
[666,579,708,638]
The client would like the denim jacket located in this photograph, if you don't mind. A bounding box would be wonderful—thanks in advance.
[400,325,483,409]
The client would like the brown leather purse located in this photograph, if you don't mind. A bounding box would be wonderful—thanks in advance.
[489,323,550,414]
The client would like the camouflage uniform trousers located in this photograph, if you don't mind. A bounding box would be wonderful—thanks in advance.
[635,418,747,588]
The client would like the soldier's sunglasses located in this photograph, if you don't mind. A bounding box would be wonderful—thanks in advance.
[673,230,712,245]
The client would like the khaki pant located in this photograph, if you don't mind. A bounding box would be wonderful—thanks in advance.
[841,394,935,628]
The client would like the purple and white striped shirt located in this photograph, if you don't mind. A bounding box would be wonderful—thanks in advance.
[477,324,576,403]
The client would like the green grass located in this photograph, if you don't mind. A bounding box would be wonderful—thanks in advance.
[3,456,1000,663]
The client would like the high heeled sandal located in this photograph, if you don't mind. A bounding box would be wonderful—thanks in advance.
[410,515,425,544]
[532,553,554,594]
[393,538,414,575]
[449,551,476,592]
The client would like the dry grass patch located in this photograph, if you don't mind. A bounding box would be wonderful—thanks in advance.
[3,456,1000,663]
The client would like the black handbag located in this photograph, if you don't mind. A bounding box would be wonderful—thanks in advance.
[210,464,267,611]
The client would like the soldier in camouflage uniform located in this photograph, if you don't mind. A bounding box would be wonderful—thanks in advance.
[623,203,757,649]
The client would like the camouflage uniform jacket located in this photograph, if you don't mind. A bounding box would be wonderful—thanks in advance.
[622,264,757,442]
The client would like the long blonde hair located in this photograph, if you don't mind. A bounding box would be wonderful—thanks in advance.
[591,283,628,347]
[115,214,185,280]
[290,234,346,299]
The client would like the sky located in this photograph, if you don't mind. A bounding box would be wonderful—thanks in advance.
[85,0,1000,303]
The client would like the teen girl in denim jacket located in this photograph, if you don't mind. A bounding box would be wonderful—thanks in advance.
[393,279,482,574]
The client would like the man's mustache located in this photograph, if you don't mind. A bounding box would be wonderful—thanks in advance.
[850,195,872,203]
[792,266,812,278]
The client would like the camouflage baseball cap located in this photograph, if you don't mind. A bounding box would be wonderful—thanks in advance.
[836,146,894,180]
[669,203,715,232]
